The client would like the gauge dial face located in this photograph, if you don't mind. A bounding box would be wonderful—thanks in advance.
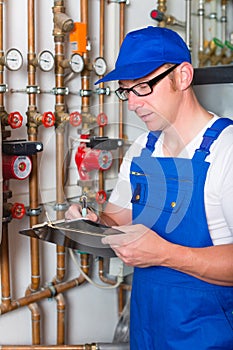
[38,50,54,72]
[98,150,113,170]
[93,57,107,76]
[13,156,32,180]
[70,53,84,73]
[5,48,23,71]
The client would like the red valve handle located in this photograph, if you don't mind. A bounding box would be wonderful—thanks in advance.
[96,112,108,127]
[69,111,82,127]
[11,202,26,219]
[96,190,107,204]
[42,111,55,127]
[8,111,23,129]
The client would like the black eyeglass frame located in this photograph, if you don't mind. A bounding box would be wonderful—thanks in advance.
[115,64,179,101]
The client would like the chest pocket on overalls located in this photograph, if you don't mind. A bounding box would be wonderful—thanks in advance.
[130,168,193,237]
[131,170,186,212]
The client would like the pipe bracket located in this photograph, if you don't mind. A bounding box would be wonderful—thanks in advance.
[52,87,69,95]
[108,0,130,4]
[198,9,205,16]
[2,215,12,223]
[95,87,111,96]
[220,16,227,23]
[53,202,69,211]
[26,206,43,217]
[0,84,8,93]
[26,85,40,94]
[79,89,93,97]
[47,284,57,298]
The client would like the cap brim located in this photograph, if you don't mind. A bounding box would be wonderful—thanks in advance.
[94,61,166,85]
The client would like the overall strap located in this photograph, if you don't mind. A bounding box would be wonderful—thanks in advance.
[193,117,233,162]
[144,131,161,154]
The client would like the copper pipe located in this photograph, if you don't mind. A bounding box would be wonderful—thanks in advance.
[0,0,5,111]
[27,0,41,293]
[28,0,36,107]
[1,346,87,350]
[1,222,12,310]
[81,0,88,23]
[98,0,105,205]
[0,274,85,315]
[98,0,105,133]
[0,255,88,315]
[52,2,70,344]
[27,303,41,345]
[53,0,71,285]
[27,0,42,344]
[0,0,15,316]
[98,258,116,286]
[55,129,66,283]
[0,1,13,319]
[99,0,105,60]
[118,283,131,314]
[25,289,41,344]
[80,253,90,275]
[80,0,91,128]
[118,284,123,314]
[56,294,66,345]
[118,2,126,167]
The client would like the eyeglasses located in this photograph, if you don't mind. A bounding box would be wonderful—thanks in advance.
[115,64,179,101]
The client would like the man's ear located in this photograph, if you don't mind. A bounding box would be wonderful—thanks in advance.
[176,62,194,90]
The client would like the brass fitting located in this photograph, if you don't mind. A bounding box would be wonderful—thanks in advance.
[53,2,74,35]
[54,109,70,127]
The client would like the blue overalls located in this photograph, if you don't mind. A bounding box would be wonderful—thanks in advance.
[129,118,233,349]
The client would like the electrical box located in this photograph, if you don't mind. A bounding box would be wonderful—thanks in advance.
[109,257,133,277]
[69,22,87,54]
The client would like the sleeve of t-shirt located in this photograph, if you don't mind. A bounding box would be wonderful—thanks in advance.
[109,132,148,209]
[206,126,233,245]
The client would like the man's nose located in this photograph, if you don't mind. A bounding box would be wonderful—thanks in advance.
[127,91,143,111]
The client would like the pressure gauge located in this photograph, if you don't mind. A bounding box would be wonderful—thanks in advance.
[3,155,32,180]
[38,50,54,72]
[5,48,23,71]
[93,57,107,76]
[98,150,113,170]
[70,53,84,73]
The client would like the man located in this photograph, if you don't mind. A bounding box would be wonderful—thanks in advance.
[66,27,233,349]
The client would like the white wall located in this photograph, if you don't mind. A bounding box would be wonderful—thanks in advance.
[1,0,233,345]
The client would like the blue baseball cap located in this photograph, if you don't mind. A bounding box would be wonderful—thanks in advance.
[95,26,191,84]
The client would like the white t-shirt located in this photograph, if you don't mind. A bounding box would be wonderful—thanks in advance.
[109,115,233,246]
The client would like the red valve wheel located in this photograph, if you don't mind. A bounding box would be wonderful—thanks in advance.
[96,190,107,204]
[11,202,26,219]
[42,111,55,127]
[96,112,108,127]
[70,111,82,127]
[8,111,23,129]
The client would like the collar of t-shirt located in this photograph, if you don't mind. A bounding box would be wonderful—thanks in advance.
[153,114,219,158]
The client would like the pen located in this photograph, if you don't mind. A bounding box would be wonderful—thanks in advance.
[81,194,87,217]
